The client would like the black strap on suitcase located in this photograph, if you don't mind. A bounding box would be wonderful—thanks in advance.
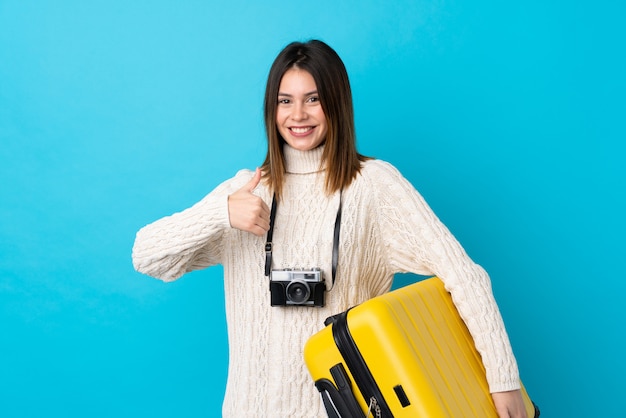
[315,363,365,418]
[330,310,393,417]
[314,311,392,418]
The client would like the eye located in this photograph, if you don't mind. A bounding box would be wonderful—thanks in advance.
[307,96,320,103]
[278,98,290,105]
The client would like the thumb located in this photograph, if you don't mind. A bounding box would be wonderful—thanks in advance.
[243,167,262,192]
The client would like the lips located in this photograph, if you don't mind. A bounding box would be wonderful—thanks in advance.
[289,126,315,136]
[290,126,313,133]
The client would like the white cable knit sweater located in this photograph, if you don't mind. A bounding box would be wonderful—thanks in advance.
[132,145,520,417]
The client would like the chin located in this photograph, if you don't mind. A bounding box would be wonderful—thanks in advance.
[287,138,325,151]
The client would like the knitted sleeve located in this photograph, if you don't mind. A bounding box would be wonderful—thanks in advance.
[366,160,521,393]
[131,170,252,282]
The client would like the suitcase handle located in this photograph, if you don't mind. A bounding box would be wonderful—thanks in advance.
[315,363,365,418]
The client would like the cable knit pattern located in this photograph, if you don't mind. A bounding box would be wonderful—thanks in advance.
[132,145,520,417]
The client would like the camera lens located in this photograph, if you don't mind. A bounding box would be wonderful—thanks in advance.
[286,280,311,304]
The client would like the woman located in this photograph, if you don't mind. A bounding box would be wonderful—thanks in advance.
[132,39,527,417]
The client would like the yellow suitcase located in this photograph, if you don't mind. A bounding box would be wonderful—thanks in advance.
[304,277,539,417]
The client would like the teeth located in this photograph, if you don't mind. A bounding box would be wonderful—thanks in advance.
[291,127,312,134]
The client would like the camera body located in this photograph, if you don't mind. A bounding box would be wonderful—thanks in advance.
[269,268,326,307]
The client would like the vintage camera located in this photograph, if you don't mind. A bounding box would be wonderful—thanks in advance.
[269,268,326,307]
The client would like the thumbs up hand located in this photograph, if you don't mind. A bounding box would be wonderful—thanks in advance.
[227,168,271,236]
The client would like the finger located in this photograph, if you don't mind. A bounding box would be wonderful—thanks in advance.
[251,220,270,237]
[243,167,262,193]
[256,214,271,232]
[248,203,271,234]
[259,199,271,220]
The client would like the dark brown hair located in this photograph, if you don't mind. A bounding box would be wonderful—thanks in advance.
[260,39,370,199]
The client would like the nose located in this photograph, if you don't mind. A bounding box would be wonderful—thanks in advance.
[291,102,307,121]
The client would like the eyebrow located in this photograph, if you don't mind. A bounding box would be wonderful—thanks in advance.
[277,90,318,97]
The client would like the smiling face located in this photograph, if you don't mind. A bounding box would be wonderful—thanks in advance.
[275,68,328,151]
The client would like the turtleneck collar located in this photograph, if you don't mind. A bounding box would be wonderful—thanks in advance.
[283,144,325,174]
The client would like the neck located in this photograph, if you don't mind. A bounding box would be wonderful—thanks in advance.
[284,144,325,174]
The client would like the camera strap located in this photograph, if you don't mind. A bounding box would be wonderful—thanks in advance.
[264,191,343,290]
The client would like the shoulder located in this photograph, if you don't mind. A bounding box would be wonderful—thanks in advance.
[353,159,423,203]
[358,159,408,185]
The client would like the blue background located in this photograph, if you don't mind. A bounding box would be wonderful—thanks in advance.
[1,1,624,417]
